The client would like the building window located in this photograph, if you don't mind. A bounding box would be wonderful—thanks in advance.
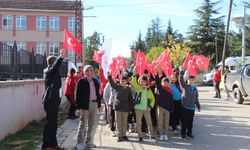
[49,16,59,31]
[2,15,13,30]
[49,42,59,56]
[36,16,46,31]
[16,16,26,30]
[68,17,75,32]
[36,42,46,55]
[16,42,27,51]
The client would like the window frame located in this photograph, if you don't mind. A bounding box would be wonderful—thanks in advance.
[36,16,46,31]
[16,16,26,30]
[49,16,59,31]
[2,15,13,30]
[68,16,75,32]
[16,42,27,51]
[36,42,46,55]
[49,42,59,56]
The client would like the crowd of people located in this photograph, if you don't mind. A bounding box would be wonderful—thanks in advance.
[41,48,201,150]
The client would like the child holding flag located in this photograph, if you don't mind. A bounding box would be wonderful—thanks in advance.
[107,71,133,142]
[179,66,201,139]
[155,68,174,141]
[132,69,157,143]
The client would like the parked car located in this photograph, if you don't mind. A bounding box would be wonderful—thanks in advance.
[203,56,250,86]
[203,69,214,86]
[226,64,250,104]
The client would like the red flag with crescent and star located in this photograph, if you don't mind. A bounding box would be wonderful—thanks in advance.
[64,30,83,57]
[93,50,104,63]
[193,55,210,70]
[183,53,198,76]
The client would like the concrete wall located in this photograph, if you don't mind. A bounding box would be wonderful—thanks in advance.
[0,79,66,140]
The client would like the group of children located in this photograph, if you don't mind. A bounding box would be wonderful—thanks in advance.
[103,66,201,143]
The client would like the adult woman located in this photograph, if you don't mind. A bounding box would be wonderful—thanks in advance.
[64,68,77,119]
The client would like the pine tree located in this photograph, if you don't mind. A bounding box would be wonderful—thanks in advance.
[187,0,225,64]
[145,17,164,49]
[130,31,146,60]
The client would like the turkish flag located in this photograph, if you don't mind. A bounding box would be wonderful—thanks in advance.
[150,57,158,76]
[109,58,122,80]
[183,53,198,76]
[193,55,210,70]
[158,50,173,76]
[134,51,146,76]
[63,30,83,57]
[93,50,104,63]
[117,56,127,69]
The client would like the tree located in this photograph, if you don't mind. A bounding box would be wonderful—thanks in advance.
[187,0,225,65]
[230,15,250,56]
[84,31,102,67]
[145,17,164,49]
[169,43,190,68]
[146,46,165,62]
[163,20,184,48]
[130,31,147,61]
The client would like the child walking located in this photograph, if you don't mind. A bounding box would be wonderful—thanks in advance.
[108,72,133,142]
[179,66,201,139]
[131,70,157,143]
[155,69,174,141]
[170,74,182,134]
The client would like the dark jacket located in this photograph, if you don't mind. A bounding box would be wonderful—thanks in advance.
[108,75,133,112]
[42,57,63,102]
[155,75,174,111]
[76,77,101,110]
[180,71,201,110]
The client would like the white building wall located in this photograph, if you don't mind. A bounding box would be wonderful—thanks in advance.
[0,79,66,140]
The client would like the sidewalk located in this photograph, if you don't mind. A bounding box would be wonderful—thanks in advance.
[37,110,197,150]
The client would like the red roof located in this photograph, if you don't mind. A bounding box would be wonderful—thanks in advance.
[0,0,75,11]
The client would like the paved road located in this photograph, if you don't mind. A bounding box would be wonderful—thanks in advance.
[38,86,250,150]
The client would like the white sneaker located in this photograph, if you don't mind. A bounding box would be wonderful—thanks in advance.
[159,135,164,141]
[176,125,181,130]
[151,137,157,142]
[169,126,173,131]
[86,142,96,148]
[112,131,117,137]
[76,143,85,150]
[164,135,169,141]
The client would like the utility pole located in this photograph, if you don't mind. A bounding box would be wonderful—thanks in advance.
[74,0,83,65]
[242,4,246,63]
[221,0,233,74]
[215,31,218,65]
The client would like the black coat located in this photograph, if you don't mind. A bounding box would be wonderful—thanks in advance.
[108,76,133,112]
[155,75,174,111]
[42,57,63,102]
[76,77,101,110]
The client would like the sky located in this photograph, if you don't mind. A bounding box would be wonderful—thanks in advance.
[83,0,248,58]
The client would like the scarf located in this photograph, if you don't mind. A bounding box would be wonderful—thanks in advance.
[161,86,172,94]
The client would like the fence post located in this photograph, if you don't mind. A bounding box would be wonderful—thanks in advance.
[31,48,35,79]
[12,41,18,80]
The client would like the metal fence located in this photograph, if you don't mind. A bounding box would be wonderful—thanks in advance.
[0,41,67,80]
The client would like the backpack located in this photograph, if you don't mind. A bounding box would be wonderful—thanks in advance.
[133,88,150,105]
[133,92,142,105]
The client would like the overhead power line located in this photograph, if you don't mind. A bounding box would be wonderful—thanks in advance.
[90,1,176,8]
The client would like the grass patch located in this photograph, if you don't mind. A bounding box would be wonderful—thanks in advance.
[0,104,69,150]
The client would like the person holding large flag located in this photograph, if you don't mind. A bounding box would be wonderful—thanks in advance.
[42,48,67,150]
